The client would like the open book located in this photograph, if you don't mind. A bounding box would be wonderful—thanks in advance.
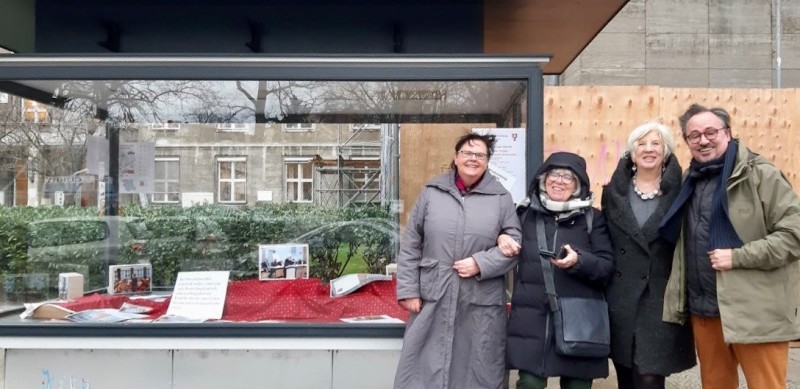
[330,273,393,298]
[20,302,75,320]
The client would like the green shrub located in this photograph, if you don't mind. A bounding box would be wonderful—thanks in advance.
[0,203,397,295]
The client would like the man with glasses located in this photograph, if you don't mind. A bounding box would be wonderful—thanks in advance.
[659,103,800,388]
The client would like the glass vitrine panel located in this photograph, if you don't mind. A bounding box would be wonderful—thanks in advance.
[0,59,536,325]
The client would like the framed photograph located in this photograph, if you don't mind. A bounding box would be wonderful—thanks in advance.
[108,263,153,295]
[258,244,309,281]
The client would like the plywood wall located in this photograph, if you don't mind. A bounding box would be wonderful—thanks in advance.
[399,87,800,223]
[398,123,496,225]
[544,86,800,206]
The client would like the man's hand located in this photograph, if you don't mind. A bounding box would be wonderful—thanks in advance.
[453,256,480,278]
[399,298,422,313]
[708,249,733,271]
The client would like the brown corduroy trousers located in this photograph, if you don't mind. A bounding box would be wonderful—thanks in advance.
[691,315,789,389]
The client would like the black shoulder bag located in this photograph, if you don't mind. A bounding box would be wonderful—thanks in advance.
[536,212,610,358]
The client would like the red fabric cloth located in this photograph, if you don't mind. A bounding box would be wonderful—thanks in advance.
[61,278,408,323]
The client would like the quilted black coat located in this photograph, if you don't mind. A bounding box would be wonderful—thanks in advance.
[507,152,615,380]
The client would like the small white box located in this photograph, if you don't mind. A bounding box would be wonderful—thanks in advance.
[385,263,398,277]
[58,273,84,300]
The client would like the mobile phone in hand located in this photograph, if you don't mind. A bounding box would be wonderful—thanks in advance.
[556,245,568,259]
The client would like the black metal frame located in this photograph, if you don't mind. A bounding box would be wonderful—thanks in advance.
[0,54,545,338]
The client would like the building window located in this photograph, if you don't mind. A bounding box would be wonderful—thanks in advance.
[350,123,381,131]
[218,157,247,203]
[21,99,49,123]
[0,93,8,104]
[152,157,180,204]
[283,123,315,132]
[150,122,181,130]
[216,123,249,132]
[285,158,313,203]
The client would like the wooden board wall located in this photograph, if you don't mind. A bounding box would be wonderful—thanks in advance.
[398,87,800,224]
[545,86,800,206]
[398,123,495,226]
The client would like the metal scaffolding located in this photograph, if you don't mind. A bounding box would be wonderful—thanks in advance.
[314,124,398,208]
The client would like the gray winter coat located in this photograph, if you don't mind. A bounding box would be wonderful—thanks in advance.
[602,154,695,375]
[394,171,521,389]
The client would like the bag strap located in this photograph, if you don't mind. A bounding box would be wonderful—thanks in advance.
[535,213,559,312]
[585,209,593,235]
[536,209,594,312]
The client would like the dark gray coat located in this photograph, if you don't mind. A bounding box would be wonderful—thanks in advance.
[394,171,521,389]
[601,154,696,375]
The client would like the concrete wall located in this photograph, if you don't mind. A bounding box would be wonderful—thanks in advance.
[562,0,799,88]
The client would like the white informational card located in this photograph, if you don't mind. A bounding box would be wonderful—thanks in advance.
[166,271,230,320]
[472,128,527,203]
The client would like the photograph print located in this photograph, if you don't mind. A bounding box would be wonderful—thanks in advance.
[258,243,310,281]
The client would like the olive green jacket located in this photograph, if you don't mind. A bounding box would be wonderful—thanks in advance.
[663,142,800,343]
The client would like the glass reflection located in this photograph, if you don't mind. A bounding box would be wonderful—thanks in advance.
[0,77,527,306]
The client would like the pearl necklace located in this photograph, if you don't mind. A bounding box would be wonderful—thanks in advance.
[633,175,661,200]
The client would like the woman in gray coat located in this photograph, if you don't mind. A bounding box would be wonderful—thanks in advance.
[394,133,522,389]
[601,122,695,389]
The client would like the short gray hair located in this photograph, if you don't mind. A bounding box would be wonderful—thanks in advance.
[624,121,676,160]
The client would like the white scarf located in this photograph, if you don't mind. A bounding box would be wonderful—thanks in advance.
[538,192,595,220]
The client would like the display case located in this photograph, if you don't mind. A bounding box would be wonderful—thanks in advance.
[0,55,545,388]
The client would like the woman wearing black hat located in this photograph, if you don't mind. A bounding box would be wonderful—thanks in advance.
[499,151,615,388]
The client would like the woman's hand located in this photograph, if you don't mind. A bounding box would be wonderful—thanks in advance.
[550,244,579,269]
[399,298,422,313]
[497,234,521,257]
[453,257,480,278]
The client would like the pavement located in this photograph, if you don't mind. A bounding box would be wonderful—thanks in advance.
[508,344,800,388]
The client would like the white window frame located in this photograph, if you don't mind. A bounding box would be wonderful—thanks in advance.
[216,123,249,132]
[21,99,49,123]
[283,123,315,132]
[350,123,381,131]
[217,157,247,204]
[285,157,313,203]
[152,157,180,204]
[150,122,181,130]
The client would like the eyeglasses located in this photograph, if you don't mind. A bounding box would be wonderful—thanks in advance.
[546,171,575,184]
[458,150,488,161]
[685,127,726,144]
